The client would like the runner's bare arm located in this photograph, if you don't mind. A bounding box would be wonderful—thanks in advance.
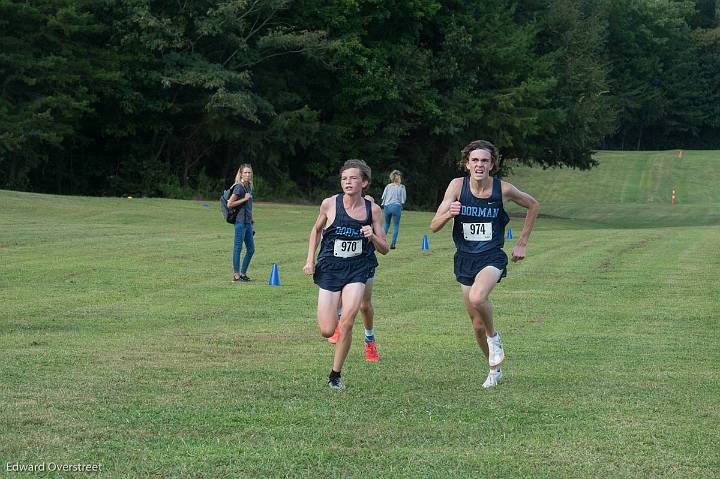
[502,181,539,262]
[304,198,332,275]
[430,178,463,232]
[362,203,389,255]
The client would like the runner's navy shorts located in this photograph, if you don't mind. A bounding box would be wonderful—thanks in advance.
[454,249,508,286]
[314,260,372,292]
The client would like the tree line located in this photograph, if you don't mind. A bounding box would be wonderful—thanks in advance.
[1,0,718,208]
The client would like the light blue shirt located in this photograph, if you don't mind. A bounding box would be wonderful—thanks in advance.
[381,183,406,206]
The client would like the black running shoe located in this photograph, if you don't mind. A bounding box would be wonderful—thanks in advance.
[327,375,345,390]
[239,274,254,282]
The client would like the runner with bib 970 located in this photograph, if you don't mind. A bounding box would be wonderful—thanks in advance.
[304,159,389,390]
[430,140,539,389]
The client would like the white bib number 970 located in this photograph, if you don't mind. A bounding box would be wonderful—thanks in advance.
[334,239,362,258]
[463,222,492,241]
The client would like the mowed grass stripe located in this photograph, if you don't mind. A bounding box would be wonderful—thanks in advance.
[506,150,720,206]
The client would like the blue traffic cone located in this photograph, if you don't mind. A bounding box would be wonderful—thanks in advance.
[421,234,430,251]
[269,263,280,286]
[507,228,513,240]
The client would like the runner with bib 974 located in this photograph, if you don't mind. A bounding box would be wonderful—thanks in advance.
[430,140,539,389]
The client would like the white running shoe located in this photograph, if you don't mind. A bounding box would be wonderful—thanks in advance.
[487,332,505,367]
[482,369,502,388]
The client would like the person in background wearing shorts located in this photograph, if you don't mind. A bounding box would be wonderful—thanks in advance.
[430,140,539,388]
[304,160,389,389]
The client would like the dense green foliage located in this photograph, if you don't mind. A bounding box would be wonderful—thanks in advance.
[1,0,718,205]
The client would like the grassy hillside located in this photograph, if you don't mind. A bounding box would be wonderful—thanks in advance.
[1,151,719,477]
[504,150,720,227]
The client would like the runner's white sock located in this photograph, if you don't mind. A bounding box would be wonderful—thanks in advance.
[364,328,374,342]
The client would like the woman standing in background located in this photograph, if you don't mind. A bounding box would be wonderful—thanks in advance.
[227,164,255,282]
[381,170,406,249]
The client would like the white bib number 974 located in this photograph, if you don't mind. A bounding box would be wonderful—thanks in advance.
[463,222,492,241]
[334,239,362,258]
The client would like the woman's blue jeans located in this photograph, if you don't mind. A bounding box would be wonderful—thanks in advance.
[233,222,255,274]
[383,203,402,246]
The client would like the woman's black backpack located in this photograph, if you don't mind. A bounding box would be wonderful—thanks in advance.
[220,184,239,224]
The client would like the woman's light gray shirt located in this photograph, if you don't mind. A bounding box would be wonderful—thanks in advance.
[381,183,406,206]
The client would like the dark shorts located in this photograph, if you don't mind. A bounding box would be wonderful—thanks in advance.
[367,267,376,282]
[314,260,372,292]
[454,249,508,286]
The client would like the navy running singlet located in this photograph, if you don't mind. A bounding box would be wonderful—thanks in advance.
[452,176,510,255]
[317,195,374,265]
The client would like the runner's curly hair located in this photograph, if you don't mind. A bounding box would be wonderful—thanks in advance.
[459,140,500,174]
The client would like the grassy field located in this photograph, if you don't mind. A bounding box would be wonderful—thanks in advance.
[504,150,720,228]
[1,150,719,477]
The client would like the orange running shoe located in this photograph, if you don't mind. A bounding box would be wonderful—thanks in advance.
[364,340,380,362]
[327,325,340,344]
